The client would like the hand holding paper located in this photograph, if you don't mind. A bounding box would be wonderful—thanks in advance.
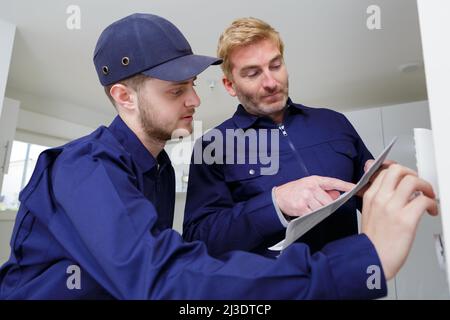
[270,137,398,251]
[274,176,355,217]
[361,163,438,280]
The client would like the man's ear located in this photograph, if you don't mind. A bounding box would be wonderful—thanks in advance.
[222,76,237,97]
[109,84,137,111]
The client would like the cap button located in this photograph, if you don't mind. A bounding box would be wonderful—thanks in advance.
[121,57,130,66]
[249,169,255,175]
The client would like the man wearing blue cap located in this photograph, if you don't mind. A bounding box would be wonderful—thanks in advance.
[0,13,437,299]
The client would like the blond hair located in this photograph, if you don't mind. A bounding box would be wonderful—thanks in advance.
[217,17,284,80]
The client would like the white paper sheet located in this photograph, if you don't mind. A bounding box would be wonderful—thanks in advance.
[269,137,397,251]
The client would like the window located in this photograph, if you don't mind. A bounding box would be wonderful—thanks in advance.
[0,140,49,212]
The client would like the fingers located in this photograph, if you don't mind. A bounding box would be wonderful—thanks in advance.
[327,190,341,200]
[363,165,417,210]
[363,164,439,221]
[365,159,396,173]
[377,164,417,194]
[383,160,397,166]
[406,194,438,217]
[394,175,436,208]
[394,174,438,218]
[307,197,323,211]
[317,176,355,192]
[367,160,399,186]
[362,169,388,211]
[304,187,342,212]
[313,188,335,205]
[364,159,375,172]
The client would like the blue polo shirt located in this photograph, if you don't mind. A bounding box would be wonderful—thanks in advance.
[0,115,385,299]
[183,99,373,257]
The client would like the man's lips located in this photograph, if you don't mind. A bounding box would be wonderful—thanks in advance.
[262,92,282,100]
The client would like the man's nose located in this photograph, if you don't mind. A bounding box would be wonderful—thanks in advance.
[261,71,277,90]
[186,87,201,108]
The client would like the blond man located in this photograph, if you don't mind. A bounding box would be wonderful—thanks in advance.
[184,18,382,257]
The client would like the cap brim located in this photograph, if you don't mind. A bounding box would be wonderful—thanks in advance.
[142,54,222,82]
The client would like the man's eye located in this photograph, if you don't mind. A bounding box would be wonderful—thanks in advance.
[171,89,184,96]
[246,71,259,78]
[270,64,281,70]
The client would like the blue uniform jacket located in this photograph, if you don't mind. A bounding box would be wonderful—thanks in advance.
[0,116,385,299]
[183,99,373,257]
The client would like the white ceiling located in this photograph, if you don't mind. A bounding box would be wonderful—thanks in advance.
[1,0,427,130]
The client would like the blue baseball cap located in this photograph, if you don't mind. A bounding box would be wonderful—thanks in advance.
[94,13,222,86]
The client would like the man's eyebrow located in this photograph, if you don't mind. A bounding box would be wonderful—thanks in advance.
[170,76,197,86]
[240,65,259,73]
[239,55,283,73]
[270,55,283,63]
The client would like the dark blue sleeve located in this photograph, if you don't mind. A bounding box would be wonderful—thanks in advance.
[183,141,284,256]
[336,113,374,212]
[45,147,385,299]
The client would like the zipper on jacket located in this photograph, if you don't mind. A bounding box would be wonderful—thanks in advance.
[278,124,310,176]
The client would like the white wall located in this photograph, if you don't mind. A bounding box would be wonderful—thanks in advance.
[0,97,20,266]
[0,18,15,117]
[6,87,114,130]
[16,109,94,147]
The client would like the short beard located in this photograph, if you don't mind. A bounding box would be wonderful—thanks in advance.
[138,96,172,142]
[236,79,289,116]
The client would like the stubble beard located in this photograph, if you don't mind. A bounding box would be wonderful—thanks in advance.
[138,97,172,142]
[236,79,289,117]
